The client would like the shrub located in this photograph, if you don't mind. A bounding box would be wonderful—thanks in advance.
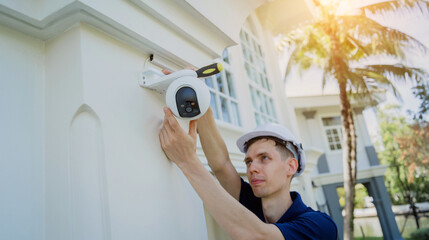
[409,227,429,240]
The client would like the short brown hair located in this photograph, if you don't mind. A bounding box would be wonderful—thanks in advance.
[244,136,301,174]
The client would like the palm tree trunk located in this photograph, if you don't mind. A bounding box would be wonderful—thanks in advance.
[326,16,358,239]
[331,30,358,238]
[338,80,357,240]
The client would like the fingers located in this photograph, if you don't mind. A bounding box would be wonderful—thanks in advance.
[159,128,173,162]
[159,126,167,148]
[163,107,181,131]
[161,106,197,142]
[162,69,172,75]
[162,109,176,134]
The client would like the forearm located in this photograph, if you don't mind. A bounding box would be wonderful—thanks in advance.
[159,108,281,240]
[198,107,230,172]
[178,160,273,240]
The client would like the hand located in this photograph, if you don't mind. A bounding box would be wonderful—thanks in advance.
[159,107,199,168]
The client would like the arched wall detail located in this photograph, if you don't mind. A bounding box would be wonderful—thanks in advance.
[69,104,111,240]
[317,153,330,174]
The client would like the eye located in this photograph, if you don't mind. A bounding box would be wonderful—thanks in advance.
[261,155,269,161]
[245,159,252,166]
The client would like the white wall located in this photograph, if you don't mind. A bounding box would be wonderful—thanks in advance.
[0,1,317,239]
[0,24,45,240]
[43,24,208,240]
[295,106,373,176]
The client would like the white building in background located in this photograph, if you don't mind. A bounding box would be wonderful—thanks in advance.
[0,0,400,239]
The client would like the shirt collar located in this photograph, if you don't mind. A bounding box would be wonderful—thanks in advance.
[276,191,308,223]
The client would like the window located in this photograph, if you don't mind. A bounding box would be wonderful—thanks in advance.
[322,116,343,151]
[205,49,241,126]
[240,29,277,126]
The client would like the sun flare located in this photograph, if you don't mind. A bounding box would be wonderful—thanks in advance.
[318,0,357,15]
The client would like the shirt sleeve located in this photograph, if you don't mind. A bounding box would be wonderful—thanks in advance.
[274,212,338,240]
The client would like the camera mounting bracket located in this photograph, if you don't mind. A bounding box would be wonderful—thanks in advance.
[139,68,197,94]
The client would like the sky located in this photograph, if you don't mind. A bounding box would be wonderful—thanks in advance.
[363,9,429,141]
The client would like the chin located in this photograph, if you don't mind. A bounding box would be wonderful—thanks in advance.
[252,188,267,198]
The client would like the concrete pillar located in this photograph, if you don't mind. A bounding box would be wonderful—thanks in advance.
[299,110,322,209]
[297,174,317,209]
[302,110,320,148]
[322,184,342,239]
[364,177,403,240]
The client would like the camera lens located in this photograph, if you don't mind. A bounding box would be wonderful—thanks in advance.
[176,87,200,118]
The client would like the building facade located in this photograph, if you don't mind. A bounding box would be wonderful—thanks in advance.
[0,0,400,239]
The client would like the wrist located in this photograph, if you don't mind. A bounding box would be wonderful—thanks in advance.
[177,155,204,174]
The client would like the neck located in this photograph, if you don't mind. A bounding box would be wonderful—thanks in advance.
[261,188,292,223]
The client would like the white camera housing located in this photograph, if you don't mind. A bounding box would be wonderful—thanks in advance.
[139,68,210,120]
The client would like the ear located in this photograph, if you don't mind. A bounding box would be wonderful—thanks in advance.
[287,158,299,176]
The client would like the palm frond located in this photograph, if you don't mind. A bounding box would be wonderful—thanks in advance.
[338,15,428,57]
[281,23,331,79]
[362,0,429,16]
[283,47,300,80]
[344,35,370,60]
[321,53,336,90]
[346,70,384,106]
[352,64,428,100]
[355,68,401,98]
[363,64,428,82]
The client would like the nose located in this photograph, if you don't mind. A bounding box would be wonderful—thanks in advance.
[247,160,260,174]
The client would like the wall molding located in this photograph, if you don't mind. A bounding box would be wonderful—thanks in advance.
[0,1,236,67]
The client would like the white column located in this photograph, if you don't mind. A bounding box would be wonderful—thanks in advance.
[298,110,323,209]
[354,107,372,145]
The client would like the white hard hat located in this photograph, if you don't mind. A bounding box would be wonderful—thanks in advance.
[236,123,305,176]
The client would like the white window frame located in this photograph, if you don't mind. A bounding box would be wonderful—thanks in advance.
[320,115,343,152]
[240,28,277,126]
[205,49,241,126]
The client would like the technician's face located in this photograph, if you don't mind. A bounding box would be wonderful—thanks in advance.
[244,139,291,198]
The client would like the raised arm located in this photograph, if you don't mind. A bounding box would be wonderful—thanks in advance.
[197,107,241,200]
[159,108,283,240]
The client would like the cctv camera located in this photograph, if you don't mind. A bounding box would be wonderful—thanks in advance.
[139,68,210,120]
[166,75,210,120]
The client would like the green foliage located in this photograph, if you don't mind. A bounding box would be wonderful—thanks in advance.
[377,105,429,204]
[412,78,429,119]
[337,184,370,209]
[409,227,429,240]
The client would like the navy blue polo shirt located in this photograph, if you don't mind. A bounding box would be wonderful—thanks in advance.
[239,178,337,240]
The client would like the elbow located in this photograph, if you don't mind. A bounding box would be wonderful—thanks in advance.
[235,234,266,240]
[249,234,266,240]
[209,159,229,174]
[234,224,281,240]
[232,229,271,240]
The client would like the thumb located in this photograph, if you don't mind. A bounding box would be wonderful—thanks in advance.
[189,120,198,139]
[162,69,172,75]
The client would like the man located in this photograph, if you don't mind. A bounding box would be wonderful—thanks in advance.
[159,104,337,239]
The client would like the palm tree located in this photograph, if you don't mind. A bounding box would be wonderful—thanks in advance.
[278,0,428,239]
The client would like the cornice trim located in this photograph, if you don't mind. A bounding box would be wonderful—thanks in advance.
[0,1,235,66]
